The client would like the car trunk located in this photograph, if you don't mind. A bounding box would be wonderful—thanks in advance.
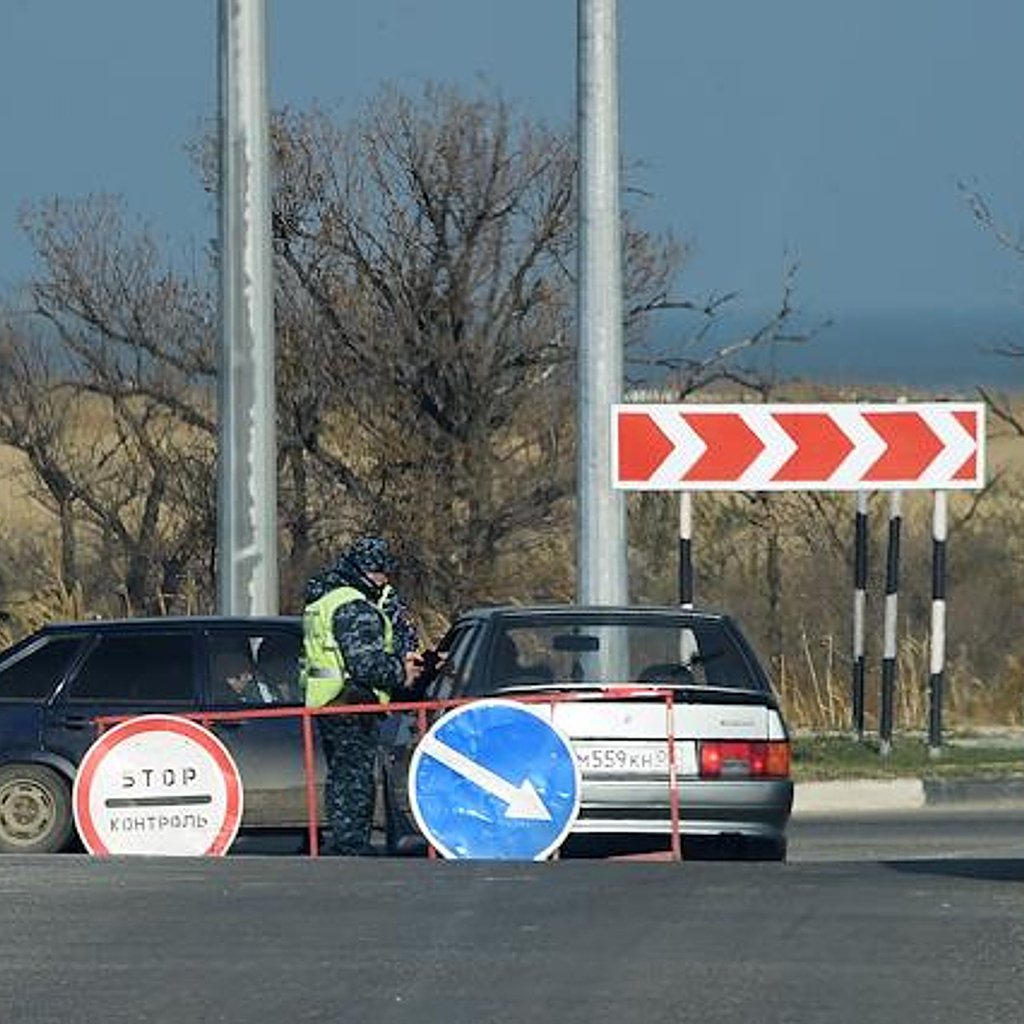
[520,689,777,777]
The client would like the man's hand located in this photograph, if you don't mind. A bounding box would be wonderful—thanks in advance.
[403,651,425,686]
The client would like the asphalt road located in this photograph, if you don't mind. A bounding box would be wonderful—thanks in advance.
[790,806,1024,863]
[4,810,1024,1024]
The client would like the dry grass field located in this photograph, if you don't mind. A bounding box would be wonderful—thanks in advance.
[985,424,1024,475]
[0,445,37,533]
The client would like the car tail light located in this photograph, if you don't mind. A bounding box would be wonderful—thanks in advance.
[699,740,790,779]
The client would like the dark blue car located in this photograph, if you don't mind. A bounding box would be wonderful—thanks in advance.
[0,616,316,853]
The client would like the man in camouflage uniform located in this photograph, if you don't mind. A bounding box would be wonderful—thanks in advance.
[303,537,422,856]
[380,582,421,659]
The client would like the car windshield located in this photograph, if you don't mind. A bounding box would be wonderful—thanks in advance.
[482,616,761,693]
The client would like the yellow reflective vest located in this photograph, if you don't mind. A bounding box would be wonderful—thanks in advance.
[301,585,395,709]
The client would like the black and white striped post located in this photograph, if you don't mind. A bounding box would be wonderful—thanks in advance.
[852,491,869,740]
[928,491,948,754]
[678,492,694,609]
[879,490,902,756]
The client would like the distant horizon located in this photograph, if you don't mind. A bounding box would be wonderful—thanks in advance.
[643,305,1023,393]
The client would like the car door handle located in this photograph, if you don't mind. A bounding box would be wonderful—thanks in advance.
[57,715,93,730]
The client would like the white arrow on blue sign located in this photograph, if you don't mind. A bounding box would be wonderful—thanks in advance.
[408,698,581,860]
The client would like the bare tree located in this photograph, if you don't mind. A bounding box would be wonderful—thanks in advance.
[264,87,608,612]
[5,198,218,613]
[0,322,85,592]
[5,84,823,628]
[959,180,1024,434]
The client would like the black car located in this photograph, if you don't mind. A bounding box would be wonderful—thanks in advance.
[380,604,793,860]
[0,616,314,853]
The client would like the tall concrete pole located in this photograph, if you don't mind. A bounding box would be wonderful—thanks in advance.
[217,0,278,614]
[576,0,627,605]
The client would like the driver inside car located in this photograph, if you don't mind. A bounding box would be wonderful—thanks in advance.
[213,646,277,705]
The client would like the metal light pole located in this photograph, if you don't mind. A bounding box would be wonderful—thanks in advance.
[216,0,278,615]
[576,0,627,605]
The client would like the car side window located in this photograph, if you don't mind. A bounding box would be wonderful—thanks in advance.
[207,630,302,707]
[254,632,302,704]
[424,625,476,702]
[66,634,196,704]
[0,636,85,700]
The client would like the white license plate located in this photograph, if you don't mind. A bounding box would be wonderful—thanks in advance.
[574,743,670,774]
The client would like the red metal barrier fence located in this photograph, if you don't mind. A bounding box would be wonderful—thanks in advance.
[94,687,686,861]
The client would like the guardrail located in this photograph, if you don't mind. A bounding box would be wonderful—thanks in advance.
[95,686,687,860]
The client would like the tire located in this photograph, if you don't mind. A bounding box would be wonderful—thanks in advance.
[0,764,74,854]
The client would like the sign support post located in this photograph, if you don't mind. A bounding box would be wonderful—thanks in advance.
[678,492,694,608]
[928,491,948,754]
[879,491,902,756]
[852,491,869,740]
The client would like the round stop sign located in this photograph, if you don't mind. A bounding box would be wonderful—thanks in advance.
[72,715,244,856]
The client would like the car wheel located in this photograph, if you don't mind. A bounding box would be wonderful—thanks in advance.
[0,764,74,854]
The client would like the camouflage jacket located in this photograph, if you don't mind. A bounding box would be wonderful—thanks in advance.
[331,592,406,699]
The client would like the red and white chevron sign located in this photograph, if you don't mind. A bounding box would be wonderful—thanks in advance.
[613,403,985,491]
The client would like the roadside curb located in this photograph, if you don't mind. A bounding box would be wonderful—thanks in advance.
[793,776,1024,817]
[923,776,1024,806]
[794,778,924,816]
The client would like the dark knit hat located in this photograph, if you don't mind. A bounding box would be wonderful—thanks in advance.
[345,536,397,574]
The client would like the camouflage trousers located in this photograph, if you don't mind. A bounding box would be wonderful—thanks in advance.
[317,712,382,855]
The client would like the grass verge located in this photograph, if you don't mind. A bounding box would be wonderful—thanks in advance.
[792,732,1024,782]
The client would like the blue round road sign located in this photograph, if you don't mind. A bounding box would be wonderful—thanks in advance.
[409,698,581,860]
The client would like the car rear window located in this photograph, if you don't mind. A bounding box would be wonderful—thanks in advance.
[0,636,84,700]
[65,633,196,704]
[479,618,761,693]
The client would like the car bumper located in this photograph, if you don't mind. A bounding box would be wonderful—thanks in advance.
[571,777,793,839]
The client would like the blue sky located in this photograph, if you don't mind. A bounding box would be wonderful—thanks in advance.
[3,1,1024,382]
